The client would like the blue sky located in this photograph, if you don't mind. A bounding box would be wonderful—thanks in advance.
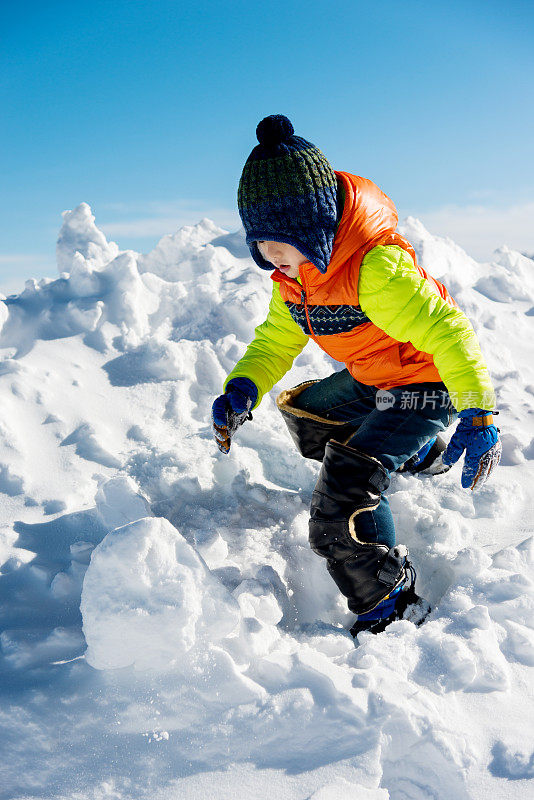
[1,0,533,292]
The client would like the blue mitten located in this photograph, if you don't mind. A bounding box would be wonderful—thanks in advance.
[442,408,501,490]
[212,377,258,454]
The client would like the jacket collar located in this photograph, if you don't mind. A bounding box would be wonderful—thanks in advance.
[271,171,399,288]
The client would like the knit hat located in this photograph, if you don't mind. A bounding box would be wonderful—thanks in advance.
[238,115,339,274]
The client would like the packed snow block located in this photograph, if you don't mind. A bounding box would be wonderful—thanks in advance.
[94,476,152,530]
[233,578,283,625]
[81,517,241,670]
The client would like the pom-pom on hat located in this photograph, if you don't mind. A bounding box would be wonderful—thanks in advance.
[238,115,339,274]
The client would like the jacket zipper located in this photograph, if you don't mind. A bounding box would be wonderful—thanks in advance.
[299,273,315,337]
[275,271,317,339]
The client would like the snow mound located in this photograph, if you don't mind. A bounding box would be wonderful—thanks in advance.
[137,217,230,281]
[1,203,534,799]
[475,246,534,303]
[81,516,241,670]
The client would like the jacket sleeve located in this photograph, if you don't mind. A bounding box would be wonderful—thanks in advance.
[358,245,496,411]
[224,281,309,407]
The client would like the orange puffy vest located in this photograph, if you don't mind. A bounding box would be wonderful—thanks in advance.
[272,172,457,390]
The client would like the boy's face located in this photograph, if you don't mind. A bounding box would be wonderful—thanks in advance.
[257,240,307,279]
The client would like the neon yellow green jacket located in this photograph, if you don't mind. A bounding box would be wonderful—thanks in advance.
[225,245,496,412]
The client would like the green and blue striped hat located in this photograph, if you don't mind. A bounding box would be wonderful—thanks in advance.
[238,115,339,274]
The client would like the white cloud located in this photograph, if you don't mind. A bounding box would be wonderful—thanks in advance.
[408,201,534,261]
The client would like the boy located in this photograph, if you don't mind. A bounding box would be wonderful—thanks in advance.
[212,115,501,636]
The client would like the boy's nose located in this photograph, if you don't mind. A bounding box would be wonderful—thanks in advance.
[264,243,281,260]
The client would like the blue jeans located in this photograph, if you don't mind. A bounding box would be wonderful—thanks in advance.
[294,370,457,548]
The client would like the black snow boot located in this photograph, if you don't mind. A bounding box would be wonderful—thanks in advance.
[349,562,431,637]
[277,382,358,462]
[308,440,413,616]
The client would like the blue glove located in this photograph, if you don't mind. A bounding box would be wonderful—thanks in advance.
[442,408,501,490]
[212,377,258,454]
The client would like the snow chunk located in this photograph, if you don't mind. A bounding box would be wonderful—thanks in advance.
[95,476,152,530]
[57,203,119,273]
[233,578,283,626]
[81,517,241,670]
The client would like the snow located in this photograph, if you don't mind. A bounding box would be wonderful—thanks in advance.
[0,205,533,799]
[82,516,242,670]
